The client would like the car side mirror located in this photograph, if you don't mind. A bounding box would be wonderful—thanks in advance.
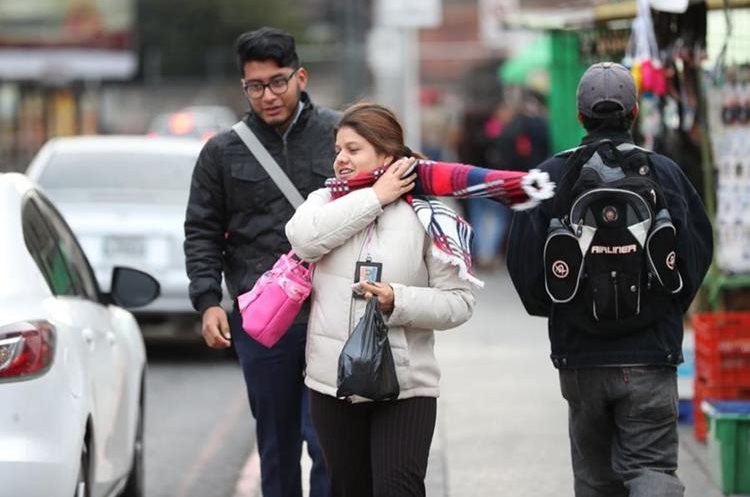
[107,266,160,308]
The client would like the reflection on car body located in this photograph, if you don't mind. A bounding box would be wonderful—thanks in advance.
[0,172,159,497]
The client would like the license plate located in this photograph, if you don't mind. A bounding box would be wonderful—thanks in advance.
[103,236,145,257]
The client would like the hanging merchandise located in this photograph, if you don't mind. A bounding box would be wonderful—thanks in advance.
[627,0,670,150]
[706,67,750,273]
[703,3,750,274]
[641,58,669,96]
[649,0,689,14]
[674,58,697,132]
[626,0,668,96]
[647,2,707,197]
[639,93,662,149]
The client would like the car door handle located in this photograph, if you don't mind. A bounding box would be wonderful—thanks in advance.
[82,328,95,346]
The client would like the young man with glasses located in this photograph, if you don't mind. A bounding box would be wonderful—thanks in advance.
[184,27,338,497]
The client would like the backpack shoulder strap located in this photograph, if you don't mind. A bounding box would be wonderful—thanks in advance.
[616,143,653,155]
[614,143,657,180]
[551,141,609,218]
[554,145,583,158]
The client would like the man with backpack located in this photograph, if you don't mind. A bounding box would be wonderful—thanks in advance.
[507,62,713,497]
[184,27,337,497]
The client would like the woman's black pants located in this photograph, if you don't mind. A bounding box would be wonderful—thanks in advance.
[309,390,437,497]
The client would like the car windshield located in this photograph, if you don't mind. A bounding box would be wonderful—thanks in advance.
[37,151,195,202]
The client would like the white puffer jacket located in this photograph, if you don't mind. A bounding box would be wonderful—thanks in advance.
[286,187,475,400]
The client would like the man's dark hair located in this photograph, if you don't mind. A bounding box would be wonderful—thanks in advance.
[235,27,300,76]
[580,101,634,132]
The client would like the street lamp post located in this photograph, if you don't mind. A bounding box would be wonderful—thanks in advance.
[369,0,442,150]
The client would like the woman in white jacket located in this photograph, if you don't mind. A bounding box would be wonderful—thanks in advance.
[286,103,476,497]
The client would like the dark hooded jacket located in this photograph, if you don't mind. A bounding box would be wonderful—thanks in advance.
[506,130,713,368]
[184,92,339,320]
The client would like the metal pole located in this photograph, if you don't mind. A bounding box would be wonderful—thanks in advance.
[402,28,421,151]
[342,0,365,103]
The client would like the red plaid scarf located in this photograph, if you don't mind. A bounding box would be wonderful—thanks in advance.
[326,160,554,286]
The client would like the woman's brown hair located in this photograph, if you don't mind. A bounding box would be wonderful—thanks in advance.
[336,102,425,162]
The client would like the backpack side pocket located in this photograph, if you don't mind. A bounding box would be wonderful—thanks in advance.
[544,218,584,303]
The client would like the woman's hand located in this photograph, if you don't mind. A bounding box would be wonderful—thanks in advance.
[372,157,417,206]
[357,280,395,314]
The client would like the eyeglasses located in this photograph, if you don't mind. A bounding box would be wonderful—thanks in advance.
[242,68,298,99]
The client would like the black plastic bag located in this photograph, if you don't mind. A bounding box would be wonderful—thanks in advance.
[336,298,400,401]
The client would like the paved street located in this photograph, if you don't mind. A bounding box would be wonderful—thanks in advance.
[144,340,254,497]
[140,269,734,497]
[430,266,575,496]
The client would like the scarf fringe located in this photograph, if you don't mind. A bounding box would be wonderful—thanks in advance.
[430,245,485,288]
[513,168,555,211]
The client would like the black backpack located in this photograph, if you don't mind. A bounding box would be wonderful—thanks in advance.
[543,140,682,335]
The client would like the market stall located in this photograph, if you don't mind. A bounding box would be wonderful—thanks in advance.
[585,2,750,490]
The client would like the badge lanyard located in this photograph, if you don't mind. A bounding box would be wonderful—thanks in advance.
[348,222,379,332]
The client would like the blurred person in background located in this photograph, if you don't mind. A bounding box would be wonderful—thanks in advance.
[457,104,509,269]
[419,87,452,162]
[184,27,338,497]
[457,108,506,270]
[486,87,550,173]
[476,87,550,261]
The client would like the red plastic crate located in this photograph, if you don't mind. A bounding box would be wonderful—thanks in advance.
[693,312,750,388]
[693,378,750,442]
[696,350,750,386]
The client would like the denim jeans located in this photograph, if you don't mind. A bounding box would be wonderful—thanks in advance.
[559,366,684,497]
[230,309,330,497]
[467,198,509,262]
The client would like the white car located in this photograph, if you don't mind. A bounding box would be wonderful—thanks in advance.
[25,136,222,334]
[0,173,159,497]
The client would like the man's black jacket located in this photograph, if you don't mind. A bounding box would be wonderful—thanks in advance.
[184,93,339,318]
[506,130,714,368]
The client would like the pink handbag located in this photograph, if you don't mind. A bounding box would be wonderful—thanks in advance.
[237,251,312,348]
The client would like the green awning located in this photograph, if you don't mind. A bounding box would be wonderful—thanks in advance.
[499,34,551,87]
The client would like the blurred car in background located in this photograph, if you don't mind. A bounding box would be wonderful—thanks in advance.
[0,172,159,497]
[25,136,221,336]
[146,105,238,141]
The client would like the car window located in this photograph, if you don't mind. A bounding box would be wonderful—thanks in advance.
[21,193,101,300]
[36,151,195,193]
[35,195,101,301]
[22,197,78,297]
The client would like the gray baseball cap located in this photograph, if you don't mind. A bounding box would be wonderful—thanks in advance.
[576,62,637,119]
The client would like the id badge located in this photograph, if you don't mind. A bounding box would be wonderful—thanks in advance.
[353,260,382,299]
